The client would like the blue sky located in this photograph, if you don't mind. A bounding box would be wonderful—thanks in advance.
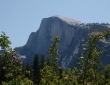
[0,0,110,48]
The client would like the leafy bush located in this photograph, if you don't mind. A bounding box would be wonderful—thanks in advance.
[0,32,33,85]
[0,29,110,85]
[40,30,110,85]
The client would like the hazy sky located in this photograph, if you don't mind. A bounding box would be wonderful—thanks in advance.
[0,0,110,48]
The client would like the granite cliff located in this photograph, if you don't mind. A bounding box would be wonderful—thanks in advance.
[16,16,110,69]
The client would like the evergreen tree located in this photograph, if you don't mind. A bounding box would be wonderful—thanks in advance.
[32,53,40,84]
[26,62,31,71]
[30,64,33,81]
[22,62,25,74]
[25,62,31,79]
[40,36,61,85]
[40,55,45,69]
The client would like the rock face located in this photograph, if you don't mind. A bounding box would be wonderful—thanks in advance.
[16,16,110,69]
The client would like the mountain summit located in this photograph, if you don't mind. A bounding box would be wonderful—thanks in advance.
[51,15,82,25]
[16,16,110,69]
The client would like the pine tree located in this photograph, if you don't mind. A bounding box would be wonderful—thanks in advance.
[40,55,45,69]
[22,62,25,74]
[25,62,31,79]
[40,36,61,85]
[32,53,40,84]
[26,62,31,71]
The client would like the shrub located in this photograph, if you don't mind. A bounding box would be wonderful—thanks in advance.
[0,32,33,85]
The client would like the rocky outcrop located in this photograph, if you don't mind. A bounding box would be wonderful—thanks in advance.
[16,16,85,63]
[16,16,110,69]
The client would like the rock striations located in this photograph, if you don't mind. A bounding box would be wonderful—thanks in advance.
[16,16,110,69]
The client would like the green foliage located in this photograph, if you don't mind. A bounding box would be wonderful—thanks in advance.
[40,30,110,85]
[0,31,11,50]
[1,29,110,85]
[40,55,45,69]
[2,76,33,85]
[47,36,60,68]
[25,62,31,79]
[40,36,78,85]
[0,32,33,85]
[76,30,110,85]
[40,36,60,85]
[32,53,40,84]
